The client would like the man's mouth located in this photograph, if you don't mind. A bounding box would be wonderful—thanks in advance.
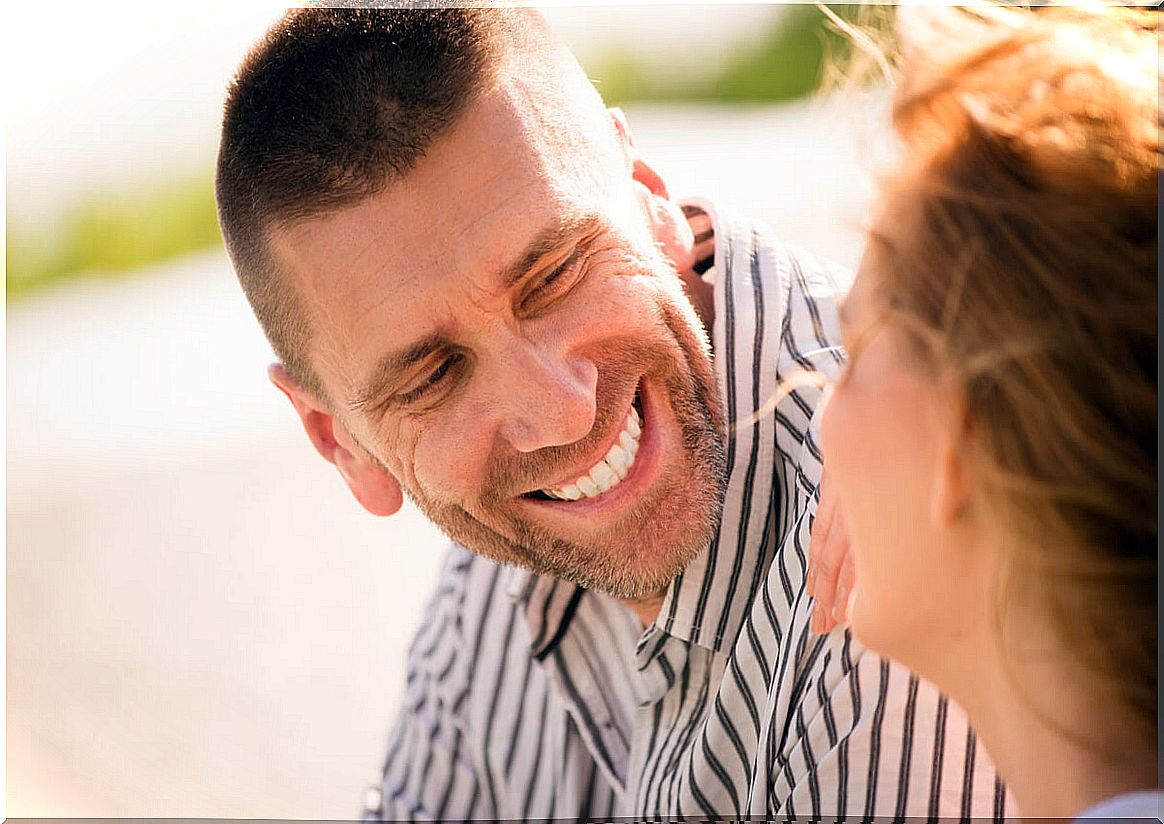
[525,393,643,502]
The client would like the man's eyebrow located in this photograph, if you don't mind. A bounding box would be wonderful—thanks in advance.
[349,333,446,414]
[501,212,608,290]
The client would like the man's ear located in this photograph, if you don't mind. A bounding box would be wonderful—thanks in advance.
[609,107,669,198]
[608,107,696,274]
[268,363,404,517]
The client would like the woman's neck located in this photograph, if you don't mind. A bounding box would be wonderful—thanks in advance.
[952,638,1157,819]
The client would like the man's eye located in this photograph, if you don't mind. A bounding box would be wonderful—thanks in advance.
[530,263,567,296]
[540,267,564,289]
[521,256,582,313]
[399,353,463,403]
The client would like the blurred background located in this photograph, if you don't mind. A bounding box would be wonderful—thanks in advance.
[6,4,888,818]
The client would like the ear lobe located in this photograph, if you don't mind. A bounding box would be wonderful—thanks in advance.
[268,363,404,517]
[632,156,671,200]
[332,446,405,517]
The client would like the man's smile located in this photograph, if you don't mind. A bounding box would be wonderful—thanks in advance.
[515,378,671,522]
[541,401,640,499]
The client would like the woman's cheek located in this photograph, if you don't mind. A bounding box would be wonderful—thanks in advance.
[819,382,858,497]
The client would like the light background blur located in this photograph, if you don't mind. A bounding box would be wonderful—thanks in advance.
[6,4,888,818]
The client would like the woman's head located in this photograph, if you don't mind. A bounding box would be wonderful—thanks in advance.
[822,4,1157,742]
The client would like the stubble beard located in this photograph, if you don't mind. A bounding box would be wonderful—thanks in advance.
[405,282,728,600]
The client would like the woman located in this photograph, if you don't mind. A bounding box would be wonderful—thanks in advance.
[814,5,1158,819]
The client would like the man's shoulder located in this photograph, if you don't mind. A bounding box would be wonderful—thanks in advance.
[402,544,528,701]
[412,542,523,640]
[700,201,852,306]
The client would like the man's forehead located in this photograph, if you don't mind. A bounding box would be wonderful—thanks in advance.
[274,76,626,285]
[265,57,639,396]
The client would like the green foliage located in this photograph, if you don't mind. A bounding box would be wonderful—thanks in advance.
[6,6,881,299]
[590,5,866,105]
[6,171,222,300]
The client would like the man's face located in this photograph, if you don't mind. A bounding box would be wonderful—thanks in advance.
[272,64,727,599]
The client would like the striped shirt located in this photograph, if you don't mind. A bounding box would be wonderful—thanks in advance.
[364,202,1012,821]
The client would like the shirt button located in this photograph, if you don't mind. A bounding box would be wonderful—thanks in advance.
[363,785,383,814]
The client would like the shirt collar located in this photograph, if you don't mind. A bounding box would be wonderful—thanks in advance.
[649,198,783,653]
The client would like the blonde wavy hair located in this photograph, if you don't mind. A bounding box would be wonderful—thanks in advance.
[855,4,1158,740]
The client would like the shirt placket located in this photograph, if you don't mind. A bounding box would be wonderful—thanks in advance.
[625,630,719,818]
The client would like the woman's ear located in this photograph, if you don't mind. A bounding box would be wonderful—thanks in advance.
[930,387,974,528]
[268,363,404,517]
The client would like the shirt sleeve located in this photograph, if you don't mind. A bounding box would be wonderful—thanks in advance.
[361,546,496,822]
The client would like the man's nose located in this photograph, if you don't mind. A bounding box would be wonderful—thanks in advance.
[495,342,598,454]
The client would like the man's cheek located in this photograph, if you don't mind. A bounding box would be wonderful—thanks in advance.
[407,424,485,506]
[603,269,674,324]
[377,417,427,495]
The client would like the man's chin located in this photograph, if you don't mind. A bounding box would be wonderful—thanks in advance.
[511,518,712,600]
[416,466,722,601]
[576,521,693,589]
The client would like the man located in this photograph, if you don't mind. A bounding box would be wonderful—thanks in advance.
[216,8,1008,820]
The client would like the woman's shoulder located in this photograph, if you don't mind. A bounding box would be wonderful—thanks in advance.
[1075,789,1163,821]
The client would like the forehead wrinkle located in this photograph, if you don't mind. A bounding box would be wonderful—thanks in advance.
[295,256,428,409]
[276,205,414,342]
[328,239,400,330]
[314,257,420,390]
[436,148,565,289]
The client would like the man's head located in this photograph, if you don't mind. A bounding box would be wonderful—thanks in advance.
[217,9,727,599]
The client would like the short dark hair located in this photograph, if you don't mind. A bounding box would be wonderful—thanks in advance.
[216,8,513,403]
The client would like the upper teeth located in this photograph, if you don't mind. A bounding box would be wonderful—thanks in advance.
[543,404,642,501]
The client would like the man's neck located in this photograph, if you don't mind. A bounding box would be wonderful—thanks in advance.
[620,591,665,629]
